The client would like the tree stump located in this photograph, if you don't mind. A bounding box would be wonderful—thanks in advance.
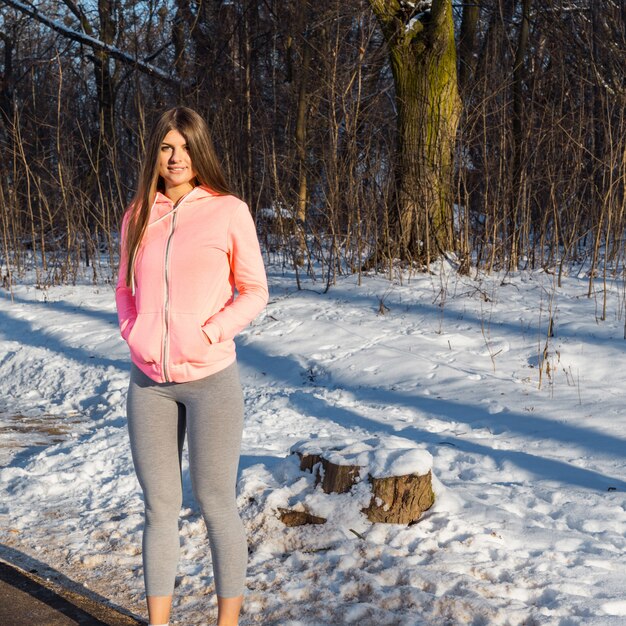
[278,437,435,526]
[277,507,327,527]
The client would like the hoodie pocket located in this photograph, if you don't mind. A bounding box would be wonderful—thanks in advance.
[168,312,212,366]
[127,312,162,365]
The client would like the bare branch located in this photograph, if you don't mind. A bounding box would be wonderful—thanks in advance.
[0,0,181,87]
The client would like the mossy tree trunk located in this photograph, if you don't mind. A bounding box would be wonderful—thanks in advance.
[369,0,462,264]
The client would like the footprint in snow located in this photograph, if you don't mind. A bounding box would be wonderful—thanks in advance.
[481,399,505,414]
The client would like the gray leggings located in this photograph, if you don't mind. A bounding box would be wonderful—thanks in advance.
[126,361,247,598]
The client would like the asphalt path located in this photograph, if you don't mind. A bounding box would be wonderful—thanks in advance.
[0,559,144,626]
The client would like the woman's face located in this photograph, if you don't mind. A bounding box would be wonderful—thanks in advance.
[158,129,197,193]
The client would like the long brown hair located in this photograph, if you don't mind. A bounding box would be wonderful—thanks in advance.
[123,106,232,287]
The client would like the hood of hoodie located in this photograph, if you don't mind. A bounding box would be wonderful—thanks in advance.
[148,184,218,226]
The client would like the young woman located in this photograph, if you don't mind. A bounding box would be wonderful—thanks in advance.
[115,106,268,626]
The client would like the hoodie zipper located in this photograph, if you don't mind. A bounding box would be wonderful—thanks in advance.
[162,188,197,382]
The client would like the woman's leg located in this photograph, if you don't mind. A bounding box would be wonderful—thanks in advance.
[146,596,174,625]
[217,595,244,625]
[182,361,247,625]
[127,364,186,625]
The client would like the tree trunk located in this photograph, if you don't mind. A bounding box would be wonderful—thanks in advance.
[459,2,480,90]
[294,2,313,265]
[96,0,116,142]
[173,0,189,87]
[510,0,531,270]
[369,0,462,263]
[0,32,14,127]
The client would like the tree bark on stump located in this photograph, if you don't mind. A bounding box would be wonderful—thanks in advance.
[365,471,434,524]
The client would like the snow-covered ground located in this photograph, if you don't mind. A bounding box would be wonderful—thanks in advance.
[1,263,626,625]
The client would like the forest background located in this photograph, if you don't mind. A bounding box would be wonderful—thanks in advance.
[0,0,624,290]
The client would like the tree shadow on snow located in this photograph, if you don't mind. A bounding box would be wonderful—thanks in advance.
[0,289,119,326]
[323,281,626,351]
[0,307,124,371]
[236,342,626,493]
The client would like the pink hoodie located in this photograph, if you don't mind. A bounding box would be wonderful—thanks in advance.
[115,185,268,383]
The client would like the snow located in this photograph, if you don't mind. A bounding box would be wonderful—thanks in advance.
[291,436,434,478]
[1,262,626,625]
[257,203,294,221]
